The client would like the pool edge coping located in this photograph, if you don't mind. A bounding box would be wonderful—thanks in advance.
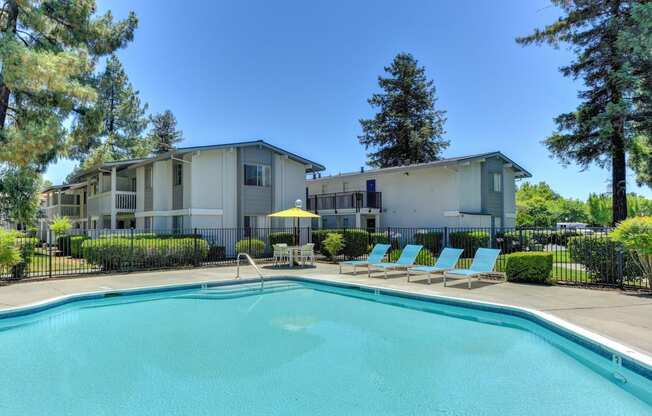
[1,275,651,379]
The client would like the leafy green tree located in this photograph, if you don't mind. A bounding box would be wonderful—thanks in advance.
[517,1,649,225]
[623,3,652,186]
[587,193,613,226]
[358,53,448,168]
[75,54,150,169]
[516,182,589,226]
[0,1,138,169]
[149,110,183,154]
[0,165,42,227]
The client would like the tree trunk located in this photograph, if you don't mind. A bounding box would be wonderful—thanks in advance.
[612,133,628,225]
[0,0,19,131]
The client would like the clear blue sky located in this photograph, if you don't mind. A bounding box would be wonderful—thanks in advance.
[45,0,652,200]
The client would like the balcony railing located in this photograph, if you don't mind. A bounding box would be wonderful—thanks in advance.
[307,191,382,213]
[115,191,136,211]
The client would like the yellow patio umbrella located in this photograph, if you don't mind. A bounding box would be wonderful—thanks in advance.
[268,200,319,244]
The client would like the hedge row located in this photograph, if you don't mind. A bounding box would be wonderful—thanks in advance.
[81,237,209,271]
[567,236,639,283]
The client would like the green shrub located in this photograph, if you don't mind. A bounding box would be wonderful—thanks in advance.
[50,216,72,237]
[612,217,652,289]
[312,229,371,258]
[99,232,158,240]
[528,230,582,246]
[0,230,22,278]
[342,229,369,258]
[312,229,339,253]
[568,236,639,284]
[495,231,530,254]
[56,235,72,256]
[414,231,443,254]
[387,247,431,265]
[82,237,208,271]
[505,252,553,283]
[269,232,295,246]
[235,238,266,257]
[449,231,490,258]
[70,236,89,258]
[322,233,344,260]
[369,232,390,246]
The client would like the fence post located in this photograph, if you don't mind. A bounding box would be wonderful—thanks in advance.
[490,221,496,249]
[519,228,524,251]
[193,228,199,267]
[129,228,134,272]
[48,230,52,279]
[616,244,624,288]
[443,227,449,248]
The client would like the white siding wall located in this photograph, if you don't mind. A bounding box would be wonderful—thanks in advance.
[221,148,238,228]
[191,149,222,210]
[457,162,482,213]
[273,155,308,227]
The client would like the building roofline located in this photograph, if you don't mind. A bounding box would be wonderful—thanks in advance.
[123,140,325,173]
[307,151,532,181]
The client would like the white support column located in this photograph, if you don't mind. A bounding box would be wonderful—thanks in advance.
[57,190,62,217]
[110,167,117,229]
[355,213,361,228]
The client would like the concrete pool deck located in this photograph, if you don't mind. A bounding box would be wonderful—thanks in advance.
[0,262,651,357]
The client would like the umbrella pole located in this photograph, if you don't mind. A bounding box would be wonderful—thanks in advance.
[295,217,299,246]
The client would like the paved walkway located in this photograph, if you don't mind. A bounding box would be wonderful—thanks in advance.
[0,262,651,356]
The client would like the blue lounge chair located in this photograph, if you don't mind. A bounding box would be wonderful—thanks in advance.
[443,248,502,289]
[407,247,464,284]
[368,244,423,279]
[339,244,391,275]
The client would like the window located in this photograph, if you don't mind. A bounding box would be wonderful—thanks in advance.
[492,173,502,192]
[174,163,183,186]
[244,164,271,187]
[172,215,184,232]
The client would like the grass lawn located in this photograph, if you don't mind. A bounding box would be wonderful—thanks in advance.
[27,252,93,275]
[551,264,592,283]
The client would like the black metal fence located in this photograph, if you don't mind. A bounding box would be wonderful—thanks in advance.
[1,226,649,290]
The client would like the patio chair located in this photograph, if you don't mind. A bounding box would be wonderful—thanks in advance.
[338,244,391,274]
[368,244,423,279]
[407,247,464,284]
[298,243,315,267]
[273,244,289,267]
[443,248,502,289]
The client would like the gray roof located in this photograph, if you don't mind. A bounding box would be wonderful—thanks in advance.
[309,151,532,180]
[155,140,325,172]
[67,140,325,182]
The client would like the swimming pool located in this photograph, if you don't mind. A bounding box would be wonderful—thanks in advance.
[0,278,650,415]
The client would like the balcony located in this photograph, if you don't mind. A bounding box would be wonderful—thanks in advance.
[87,191,137,216]
[307,191,382,213]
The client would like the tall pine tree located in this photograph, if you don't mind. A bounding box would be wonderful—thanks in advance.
[358,53,448,168]
[76,54,150,169]
[622,3,652,187]
[149,110,183,154]
[517,0,649,225]
[0,1,137,170]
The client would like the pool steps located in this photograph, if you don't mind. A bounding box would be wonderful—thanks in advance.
[176,281,303,300]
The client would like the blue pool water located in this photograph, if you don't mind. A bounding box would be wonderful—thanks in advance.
[0,280,650,415]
